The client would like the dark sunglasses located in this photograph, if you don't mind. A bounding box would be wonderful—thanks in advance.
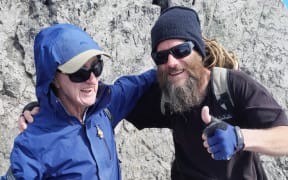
[58,56,103,83]
[151,41,195,65]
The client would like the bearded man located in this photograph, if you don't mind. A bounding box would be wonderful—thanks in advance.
[127,6,288,180]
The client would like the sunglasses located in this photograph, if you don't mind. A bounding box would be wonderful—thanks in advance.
[151,41,195,65]
[59,56,103,83]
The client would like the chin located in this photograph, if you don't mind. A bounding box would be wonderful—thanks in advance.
[81,98,96,107]
[169,76,188,87]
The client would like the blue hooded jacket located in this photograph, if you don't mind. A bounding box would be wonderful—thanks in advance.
[2,24,157,180]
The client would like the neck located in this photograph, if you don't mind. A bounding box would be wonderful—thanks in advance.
[68,105,87,123]
[199,68,211,93]
[59,98,87,123]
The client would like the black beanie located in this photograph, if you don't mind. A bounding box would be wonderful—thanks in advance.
[151,6,205,60]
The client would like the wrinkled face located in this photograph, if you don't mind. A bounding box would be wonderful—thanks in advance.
[53,57,100,111]
[155,39,207,113]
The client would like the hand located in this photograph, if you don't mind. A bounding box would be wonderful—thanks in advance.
[18,107,39,132]
[201,106,244,160]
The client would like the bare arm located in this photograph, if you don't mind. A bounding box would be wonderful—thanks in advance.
[242,126,288,156]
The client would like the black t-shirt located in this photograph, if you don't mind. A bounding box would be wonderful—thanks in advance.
[126,69,288,180]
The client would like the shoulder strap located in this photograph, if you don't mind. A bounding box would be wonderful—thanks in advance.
[211,67,234,112]
[5,166,16,180]
[103,107,113,124]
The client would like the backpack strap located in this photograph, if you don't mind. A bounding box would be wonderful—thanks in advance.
[211,67,234,113]
[103,107,113,124]
[5,166,16,180]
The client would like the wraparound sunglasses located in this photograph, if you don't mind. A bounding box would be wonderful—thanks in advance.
[151,41,195,65]
[58,56,103,83]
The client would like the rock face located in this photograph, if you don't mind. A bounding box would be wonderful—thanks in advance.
[0,0,287,179]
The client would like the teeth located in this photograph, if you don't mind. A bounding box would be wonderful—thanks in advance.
[169,69,184,76]
[82,88,92,92]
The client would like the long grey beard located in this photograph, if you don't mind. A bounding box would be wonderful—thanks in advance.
[160,77,205,114]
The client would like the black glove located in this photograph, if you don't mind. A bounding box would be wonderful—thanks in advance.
[22,101,39,113]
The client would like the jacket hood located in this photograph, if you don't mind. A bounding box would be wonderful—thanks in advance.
[33,23,109,105]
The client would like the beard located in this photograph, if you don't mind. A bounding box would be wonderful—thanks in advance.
[160,75,206,114]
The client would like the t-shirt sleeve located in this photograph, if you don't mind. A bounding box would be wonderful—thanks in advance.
[126,82,172,129]
[228,70,288,128]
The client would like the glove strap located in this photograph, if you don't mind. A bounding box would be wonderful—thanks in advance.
[235,126,245,151]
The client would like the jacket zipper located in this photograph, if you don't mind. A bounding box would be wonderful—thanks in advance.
[82,123,101,179]
[96,125,112,160]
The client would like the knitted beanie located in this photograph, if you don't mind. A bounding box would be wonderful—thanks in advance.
[151,6,205,59]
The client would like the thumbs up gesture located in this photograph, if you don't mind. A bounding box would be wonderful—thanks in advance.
[201,106,245,160]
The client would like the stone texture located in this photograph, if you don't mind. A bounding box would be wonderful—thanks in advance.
[0,0,287,179]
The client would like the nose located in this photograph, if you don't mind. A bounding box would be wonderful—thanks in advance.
[86,72,98,83]
[166,54,178,68]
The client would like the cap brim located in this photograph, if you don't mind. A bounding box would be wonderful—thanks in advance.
[58,49,110,74]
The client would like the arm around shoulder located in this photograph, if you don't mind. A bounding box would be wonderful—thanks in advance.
[108,68,158,126]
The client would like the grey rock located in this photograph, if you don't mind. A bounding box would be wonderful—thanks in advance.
[0,0,287,179]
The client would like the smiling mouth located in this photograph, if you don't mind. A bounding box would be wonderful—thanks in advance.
[81,88,93,93]
[169,69,185,76]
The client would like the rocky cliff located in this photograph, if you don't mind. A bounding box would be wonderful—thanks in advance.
[0,0,288,179]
